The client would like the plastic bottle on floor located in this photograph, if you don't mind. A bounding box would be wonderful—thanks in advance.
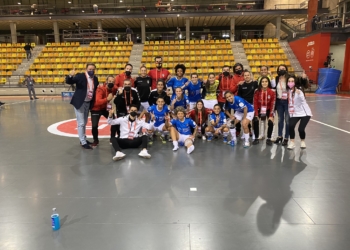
[51,208,60,231]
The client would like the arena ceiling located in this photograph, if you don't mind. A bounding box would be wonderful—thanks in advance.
[0,13,306,30]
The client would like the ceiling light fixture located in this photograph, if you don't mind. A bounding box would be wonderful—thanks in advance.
[17,2,21,5]
[82,10,84,12]
[120,0,123,2]
[68,1,71,3]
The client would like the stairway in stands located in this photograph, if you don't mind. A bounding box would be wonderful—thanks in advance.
[279,41,303,74]
[129,44,144,77]
[8,45,44,85]
[230,41,250,71]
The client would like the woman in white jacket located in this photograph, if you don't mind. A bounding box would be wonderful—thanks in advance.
[286,75,312,149]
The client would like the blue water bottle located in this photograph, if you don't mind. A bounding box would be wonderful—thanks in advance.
[51,208,60,231]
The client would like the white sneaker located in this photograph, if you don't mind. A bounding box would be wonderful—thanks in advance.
[187,145,195,154]
[138,149,151,159]
[240,134,245,140]
[258,135,265,140]
[244,141,250,148]
[173,145,179,151]
[202,135,206,141]
[287,141,296,149]
[113,151,125,161]
[300,141,306,149]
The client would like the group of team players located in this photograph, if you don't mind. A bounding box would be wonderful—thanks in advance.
[69,57,313,161]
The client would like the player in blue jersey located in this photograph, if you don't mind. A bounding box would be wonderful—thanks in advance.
[166,64,188,94]
[147,97,171,143]
[181,73,206,110]
[224,91,255,148]
[167,106,197,154]
[205,104,229,143]
[170,87,189,112]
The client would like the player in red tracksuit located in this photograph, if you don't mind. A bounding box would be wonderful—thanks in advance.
[113,63,135,92]
[252,76,276,146]
[216,65,236,110]
[148,56,171,90]
[91,76,115,146]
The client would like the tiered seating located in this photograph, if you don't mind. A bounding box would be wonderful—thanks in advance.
[27,41,133,84]
[0,43,35,84]
[141,39,234,77]
[242,38,294,79]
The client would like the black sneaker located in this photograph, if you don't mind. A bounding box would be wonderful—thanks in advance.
[274,137,283,144]
[266,139,273,146]
[30,98,34,100]
[86,140,93,145]
[252,139,259,145]
[34,97,39,99]
[282,139,289,146]
[81,144,93,150]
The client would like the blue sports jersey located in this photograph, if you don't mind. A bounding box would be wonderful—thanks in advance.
[183,80,203,103]
[171,94,189,109]
[209,112,227,128]
[166,77,188,92]
[225,96,254,113]
[171,118,197,135]
[148,105,169,127]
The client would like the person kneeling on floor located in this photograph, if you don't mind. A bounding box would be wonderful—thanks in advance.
[107,104,154,161]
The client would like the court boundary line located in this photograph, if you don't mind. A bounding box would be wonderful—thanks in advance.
[310,119,350,134]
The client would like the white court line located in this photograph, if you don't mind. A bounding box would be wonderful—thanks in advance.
[310,119,350,134]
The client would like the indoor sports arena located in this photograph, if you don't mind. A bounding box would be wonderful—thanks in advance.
[1,0,350,249]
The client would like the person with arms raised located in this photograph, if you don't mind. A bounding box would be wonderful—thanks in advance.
[66,63,99,149]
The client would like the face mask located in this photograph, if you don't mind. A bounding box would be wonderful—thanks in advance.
[235,70,242,75]
[87,71,94,77]
[125,71,131,76]
[124,86,131,91]
[129,111,137,117]
[156,63,162,69]
[287,82,295,88]
[278,70,286,76]
[223,71,230,77]
[107,83,114,89]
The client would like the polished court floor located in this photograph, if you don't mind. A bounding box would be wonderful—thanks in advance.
[0,95,350,250]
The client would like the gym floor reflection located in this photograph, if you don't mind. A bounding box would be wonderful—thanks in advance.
[0,95,350,250]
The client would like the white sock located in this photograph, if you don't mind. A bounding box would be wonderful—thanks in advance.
[244,133,250,142]
[173,141,178,147]
[230,128,236,141]
[187,145,195,154]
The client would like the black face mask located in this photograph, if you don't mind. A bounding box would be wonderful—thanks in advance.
[125,71,131,76]
[278,70,286,76]
[223,71,230,77]
[235,70,242,75]
[124,86,131,91]
[107,83,114,89]
[156,63,162,69]
[129,111,137,117]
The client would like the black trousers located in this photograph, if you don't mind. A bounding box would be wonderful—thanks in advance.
[253,110,273,139]
[111,112,126,137]
[111,135,148,152]
[289,116,311,140]
[90,110,109,142]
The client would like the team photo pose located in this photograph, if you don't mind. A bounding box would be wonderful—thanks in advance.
[252,77,276,145]
[202,73,219,109]
[147,97,171,143]
[205,104,229,143]
[167,64,188,94]
[188,100,212,140]
[224,91,255,148]
[148,56,171,89]
[170,87,189,111]
[286,75,312,149]
[217,65,235,110]
[167,107,197,154]
[182,73,205,110]
[90,76,115,147]
[108,104,154,161]
[274,64,290,146]
[114,63,135,89]
[135,66,152,111]
[148,79,171,106]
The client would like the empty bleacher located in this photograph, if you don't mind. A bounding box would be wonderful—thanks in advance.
[25,41,133,84]
[141,39,235,77]
[0,43,35,84]
[242,38,294,78]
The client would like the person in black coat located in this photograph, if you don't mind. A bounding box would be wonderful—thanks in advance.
[112,78,141,137]
[66,63,99,149]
